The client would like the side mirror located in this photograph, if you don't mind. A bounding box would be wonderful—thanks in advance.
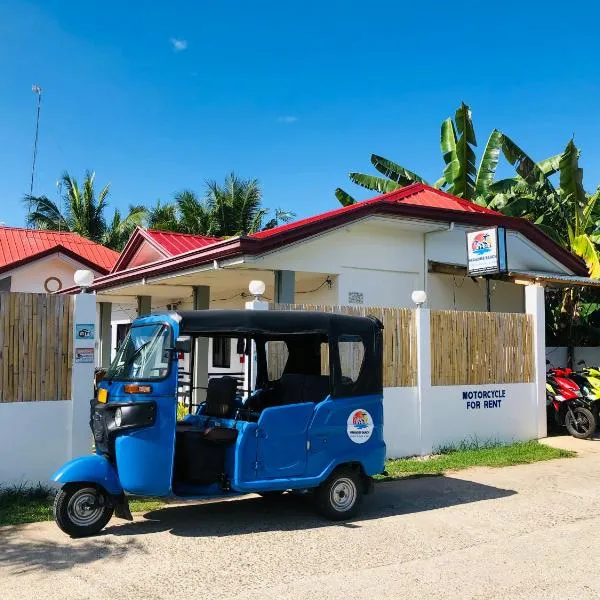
[175,336,192,353]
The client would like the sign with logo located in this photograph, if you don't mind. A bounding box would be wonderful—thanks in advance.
[74,347,94,364]
[75,323,95,339]
[466,227,507,275]
[347,409,373,444]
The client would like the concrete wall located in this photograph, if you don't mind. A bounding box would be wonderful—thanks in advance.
[421,383,537,453]
[383,387,420,458]
[0,401,71,486]
[546,347,600,367]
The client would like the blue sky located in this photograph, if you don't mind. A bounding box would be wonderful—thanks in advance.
[1,0,599,227]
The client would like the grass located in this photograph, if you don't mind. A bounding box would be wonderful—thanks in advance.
[0,440,574,526]
[380,439,575,480]
[0,484,163,527]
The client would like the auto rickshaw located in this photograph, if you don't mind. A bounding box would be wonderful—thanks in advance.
[52,310,385,537]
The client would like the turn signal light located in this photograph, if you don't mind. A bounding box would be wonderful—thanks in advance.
[97,388,108,404]
[124,384,153,394]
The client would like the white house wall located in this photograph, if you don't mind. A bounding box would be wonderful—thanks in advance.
[427,273,524,313]
[426,226,573,274]
[6,254,104,294]
[253,221,424,308]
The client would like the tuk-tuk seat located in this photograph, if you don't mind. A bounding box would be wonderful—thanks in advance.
[276,373,330,405]
[204,376,238,417]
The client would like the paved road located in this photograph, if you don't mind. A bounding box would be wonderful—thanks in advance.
[3,438,600,600]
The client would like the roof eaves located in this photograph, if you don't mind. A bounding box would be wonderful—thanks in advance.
[0,245,112,277]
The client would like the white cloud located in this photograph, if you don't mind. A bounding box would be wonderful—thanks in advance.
[170,38,188,52]
[277,116,298,124]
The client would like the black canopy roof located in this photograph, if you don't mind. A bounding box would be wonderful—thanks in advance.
[169,309,382,338]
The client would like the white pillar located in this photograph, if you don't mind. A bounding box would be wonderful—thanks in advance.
[415,307,432,454]
[98,302,112,368]
[192,286,210,406]
[243,298,269,396]
[525,284,547,439]
[70,293,97,459]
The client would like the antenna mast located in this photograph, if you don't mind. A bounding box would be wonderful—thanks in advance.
[29,84,43,219]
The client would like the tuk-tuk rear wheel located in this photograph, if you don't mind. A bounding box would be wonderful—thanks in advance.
[315,467,363,521]
[53,483,114,538]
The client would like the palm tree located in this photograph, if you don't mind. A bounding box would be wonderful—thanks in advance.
[147,172,294,236]
[335,102,557,208]
[25,171,146,251]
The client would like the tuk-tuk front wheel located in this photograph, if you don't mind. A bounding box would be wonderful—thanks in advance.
[315,467,363,520]
[53,483,114,538]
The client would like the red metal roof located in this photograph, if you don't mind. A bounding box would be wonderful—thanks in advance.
[61,183,588,292]
[0,227,119,274]
[250,184,499,240]
[144,230,221,255]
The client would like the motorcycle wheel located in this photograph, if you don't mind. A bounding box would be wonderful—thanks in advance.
[565,406,596,439]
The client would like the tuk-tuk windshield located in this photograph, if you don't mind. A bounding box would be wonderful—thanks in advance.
[105,323,172,381]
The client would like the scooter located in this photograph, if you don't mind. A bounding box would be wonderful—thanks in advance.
[546,365,596,439]
[569,360,600,423]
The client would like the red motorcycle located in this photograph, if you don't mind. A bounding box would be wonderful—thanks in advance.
[546,365,596,439]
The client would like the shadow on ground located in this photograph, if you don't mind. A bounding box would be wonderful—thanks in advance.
[0,476,515,574]
[112,475,516,538]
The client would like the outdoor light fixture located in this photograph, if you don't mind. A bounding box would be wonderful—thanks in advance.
[411,290,427,308]
[74,269,94,291]
[248,279,266,299]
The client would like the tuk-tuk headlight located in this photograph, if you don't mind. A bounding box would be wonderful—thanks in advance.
[114,408,122,428]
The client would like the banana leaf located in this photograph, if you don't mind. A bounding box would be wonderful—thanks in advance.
[452,103,477,199]
[475,129,503,197]
[349,173,402,194]
[335,188,357,207]
[571,234,600,279]
[370,154,427,186]
[440,117,457,166]
[537,153,562,176]
[499,134,556,200]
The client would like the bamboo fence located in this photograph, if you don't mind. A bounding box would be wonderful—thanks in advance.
[0,292,73,402]
[271,303,417,387]
[430,310,534,386]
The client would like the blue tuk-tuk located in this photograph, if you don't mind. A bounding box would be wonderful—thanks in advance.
[52,310,385,537]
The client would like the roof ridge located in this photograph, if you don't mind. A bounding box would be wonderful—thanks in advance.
[146,228,221,240]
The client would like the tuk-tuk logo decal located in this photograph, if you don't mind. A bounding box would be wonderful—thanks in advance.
[347,409,373,444]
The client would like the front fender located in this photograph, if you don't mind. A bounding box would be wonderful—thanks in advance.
[51,455,123,496]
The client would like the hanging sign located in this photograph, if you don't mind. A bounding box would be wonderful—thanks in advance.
[466,227,507,275]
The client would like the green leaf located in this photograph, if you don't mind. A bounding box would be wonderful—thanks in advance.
[370,155,427,186]
[559,140,587,235]
[348,173,402,194]
[454,102,477,146]
[433,176,446,189]
[335,188,357,207]
[571,234,600,279]
[499,134,556,199]
[440,118,457,166]
[451,102,477,199]
[475,129,503,197]
[537,153,562,176]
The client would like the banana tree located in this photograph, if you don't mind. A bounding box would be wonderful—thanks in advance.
[336,103,546,206]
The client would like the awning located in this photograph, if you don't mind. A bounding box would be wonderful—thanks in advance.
[429,261,600,287]
[507,271,600,287]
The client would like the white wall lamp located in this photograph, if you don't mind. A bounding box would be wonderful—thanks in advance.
[74,269,95,293]
[411,290,427,308]
[248,279,266,300]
